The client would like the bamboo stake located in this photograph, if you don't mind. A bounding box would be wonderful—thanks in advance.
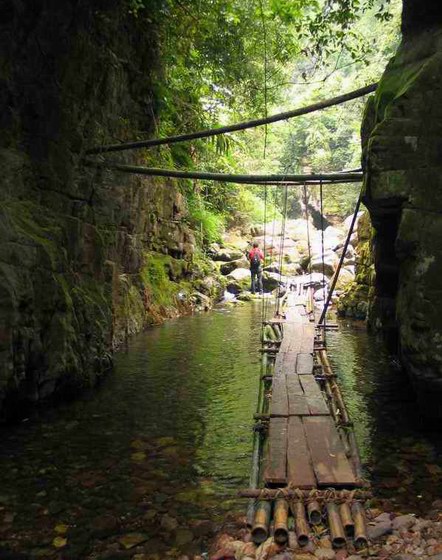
[86,83,377,154]
[339,502,355,538]
[352,502,369,549]
[274,499,289,544]
[327,503,346,548]
[307,501,322,525]
[252,501,272,544]
[291,501,310,547]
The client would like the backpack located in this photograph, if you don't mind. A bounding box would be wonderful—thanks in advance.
[250,250,261,271]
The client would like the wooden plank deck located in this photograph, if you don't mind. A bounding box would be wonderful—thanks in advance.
[264,417,288,485]
[264,292,357,489]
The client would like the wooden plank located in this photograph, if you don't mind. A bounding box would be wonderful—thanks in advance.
[286,416,316,488]
[273,352,285,377]
[264,417,288,485]
[270,375,288,417]
[282,352,297,376]
[300,376,323,397]
[287,376,310,416]
[306,395,330,416]
[303,417,357,486]
[300,325,315,353]
[296,353,314,374]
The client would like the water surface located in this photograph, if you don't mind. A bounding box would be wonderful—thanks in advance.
[1,306,442,559]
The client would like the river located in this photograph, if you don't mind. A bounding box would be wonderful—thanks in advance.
[0,303,441,559]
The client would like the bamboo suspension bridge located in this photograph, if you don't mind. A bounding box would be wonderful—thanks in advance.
[85,83,378,550]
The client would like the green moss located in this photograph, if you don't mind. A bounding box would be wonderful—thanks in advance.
[141,252,180,307]
[374,55,428,122]
[2,200,64,269]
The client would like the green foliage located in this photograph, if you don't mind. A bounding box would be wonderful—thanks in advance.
[186,198,225,245]
[129,0,401,225]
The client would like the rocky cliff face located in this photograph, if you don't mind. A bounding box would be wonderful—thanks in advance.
[362,2,442,418]
[0,1,215,419]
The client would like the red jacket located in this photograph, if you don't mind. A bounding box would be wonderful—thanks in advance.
[248,248,264,261]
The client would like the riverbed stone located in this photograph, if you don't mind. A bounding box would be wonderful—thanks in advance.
[392,515,416,532]
[315,549,336,560]
[175,528,194,546]
[368,520,393,540]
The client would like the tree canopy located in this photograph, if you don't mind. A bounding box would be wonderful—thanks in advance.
[129,0,401,241]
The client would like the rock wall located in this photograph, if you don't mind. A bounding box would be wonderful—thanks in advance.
[362,1,442,418]
[0,1,215,419]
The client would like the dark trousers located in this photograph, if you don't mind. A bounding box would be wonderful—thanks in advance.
[251,269,263,294]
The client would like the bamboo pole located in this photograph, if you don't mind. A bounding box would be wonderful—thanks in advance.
[339,502,355,538]
[327,503,346,548]
[251,501,272,544]
[274,499,289,544]
[318,190,362,325]
[86,161,364,186]
[307,501,322,525]
[247,352,267,526]
[86,83,377,154]
[352,502,369,549]
[291,501,310,547]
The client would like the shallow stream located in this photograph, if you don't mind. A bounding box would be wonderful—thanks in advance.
[1,304,442,558]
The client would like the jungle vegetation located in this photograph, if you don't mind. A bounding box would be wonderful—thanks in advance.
[131,0,401,243]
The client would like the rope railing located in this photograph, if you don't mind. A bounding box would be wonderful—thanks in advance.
[86,83,377,154]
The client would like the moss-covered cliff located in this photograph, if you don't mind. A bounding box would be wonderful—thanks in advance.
[362,2,442,418]
[0,1,220,419]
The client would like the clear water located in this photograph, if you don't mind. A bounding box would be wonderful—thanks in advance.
[327,319,442,514]
[0,306,441,558]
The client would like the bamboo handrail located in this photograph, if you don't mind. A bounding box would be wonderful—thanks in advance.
[86,83,377,154]
[86,161,363,186]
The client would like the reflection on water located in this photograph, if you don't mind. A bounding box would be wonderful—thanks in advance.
[327,319,442,513]
[0,304,263,558]
[1,306,442,557]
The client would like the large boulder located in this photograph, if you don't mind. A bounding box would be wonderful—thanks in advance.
[310,250,339,277]
[262,271,283,292]
[211,247,244,262]
[226,268,250,294]
[220,256,249,275]
[335,267,355,291]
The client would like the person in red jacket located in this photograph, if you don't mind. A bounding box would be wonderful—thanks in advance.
[248,241,264,294]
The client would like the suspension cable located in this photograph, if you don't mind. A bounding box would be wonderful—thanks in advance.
[319,180,327,342]
[303,183,312,298]
[276,183,289,315]
[260,183,268,328]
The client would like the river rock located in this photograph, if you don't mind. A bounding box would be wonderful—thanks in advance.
[310,250,338,277]
[175,528,194,546]
[220,257,249,275]
[368,520,393,540]
[212,247,244,262]
[315,549,336,560]
[335,267,354,290]
[262,272,282,292]
[190,291,212,311]
[226,268,250,294]
[392,515,416,532]
[161,514,178,531]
